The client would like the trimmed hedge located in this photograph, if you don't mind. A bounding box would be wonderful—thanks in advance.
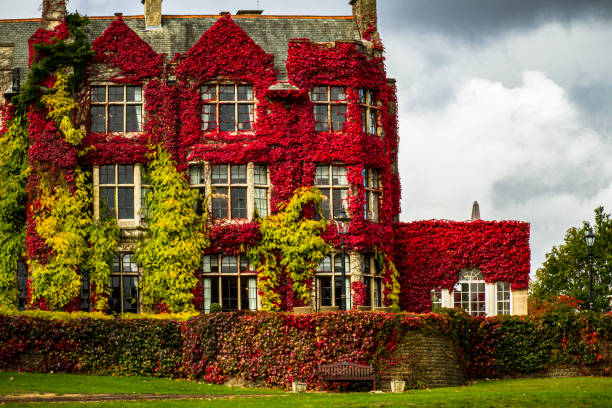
[1,314,182,376]
[1,310,610,388]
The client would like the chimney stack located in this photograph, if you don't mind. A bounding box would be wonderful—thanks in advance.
[42,0,67,30]
[141,0,163,30]
[349,0,379,43]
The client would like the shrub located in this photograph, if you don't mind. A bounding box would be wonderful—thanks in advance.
[0,310,609,389]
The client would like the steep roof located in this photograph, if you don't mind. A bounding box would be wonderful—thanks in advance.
[0,14,361,83]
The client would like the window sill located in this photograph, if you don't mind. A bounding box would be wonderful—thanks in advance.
[89,131,144,138]
[117,219,147,229]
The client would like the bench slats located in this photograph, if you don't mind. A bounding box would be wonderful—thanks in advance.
[318,362,376,391]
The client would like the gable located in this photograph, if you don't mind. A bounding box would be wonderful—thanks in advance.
[175,14,275,85]
[92,16,163,83]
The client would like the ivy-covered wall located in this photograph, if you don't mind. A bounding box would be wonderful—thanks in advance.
[0,6,530,314]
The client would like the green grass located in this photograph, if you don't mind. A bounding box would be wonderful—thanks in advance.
[0,371,279,396]
[1,372,612,407]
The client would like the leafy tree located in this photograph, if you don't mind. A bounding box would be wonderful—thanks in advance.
[531,206,612,312]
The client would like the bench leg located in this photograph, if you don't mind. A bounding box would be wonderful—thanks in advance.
[373,378,376,391]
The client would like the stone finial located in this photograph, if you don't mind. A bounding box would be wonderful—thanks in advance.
[141,0,163,30]
[471,201,481,221]
[349,0,379,43]
[42,0,67,30]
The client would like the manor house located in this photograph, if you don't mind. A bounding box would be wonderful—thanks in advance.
[0,0,530,315]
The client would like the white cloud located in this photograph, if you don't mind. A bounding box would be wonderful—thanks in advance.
[398,71,612,274]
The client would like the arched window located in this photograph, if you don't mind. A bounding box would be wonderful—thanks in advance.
[453,269,486,316]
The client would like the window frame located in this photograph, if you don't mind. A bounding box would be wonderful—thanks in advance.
[17,260,27,311]
[495,281,512,315]
[453,269,487,316]
[109,253,140,314]
[363,168,381,221]
[430,289,442,311]
[314,163,349,220]
[188,162,270,221]
[314,253,351,310]
[95,164,146,228]
[361,254,383,309]
[90,84,144,134]
[200,83,255,133]
[202,254,257,312]
[311,86,348,132]
[358,88,379,136]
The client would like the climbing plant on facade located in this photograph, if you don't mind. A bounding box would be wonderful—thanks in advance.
[0,13,120,311]
[0,111,29,312]
[30,169,119,310]
[29,67,119,311]
[134,148,209,313]
[248,187,329,311]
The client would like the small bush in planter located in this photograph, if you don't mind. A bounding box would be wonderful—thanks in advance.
[209,303,222,313]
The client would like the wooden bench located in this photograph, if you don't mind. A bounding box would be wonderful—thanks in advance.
[318,362,376,390]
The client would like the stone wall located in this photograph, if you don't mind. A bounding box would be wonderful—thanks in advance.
[379,333,467,390]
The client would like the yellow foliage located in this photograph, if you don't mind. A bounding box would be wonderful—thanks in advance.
[249,187,329,310]
[134,148,209,313]
[30,168,118,311]
[41,69,85,146]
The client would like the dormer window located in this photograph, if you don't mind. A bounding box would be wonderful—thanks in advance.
[90,85,142,133]
[312,86,347,132]
[201,84,254,132]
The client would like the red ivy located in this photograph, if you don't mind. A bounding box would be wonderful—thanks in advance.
[394,220,531,312]
[92,16,163,83]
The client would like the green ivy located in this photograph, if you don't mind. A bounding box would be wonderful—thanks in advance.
[248,187,329,311]
[31,169,119,310]
[15,13,94,116]
[0,114,29,312]
[134,148,209,313]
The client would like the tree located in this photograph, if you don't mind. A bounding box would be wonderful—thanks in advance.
[531,206,612,312]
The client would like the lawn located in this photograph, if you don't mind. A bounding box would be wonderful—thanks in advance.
[0,371,280,396]
[1,372,611,407]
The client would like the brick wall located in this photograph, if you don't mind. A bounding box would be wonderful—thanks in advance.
[379,333,466,390]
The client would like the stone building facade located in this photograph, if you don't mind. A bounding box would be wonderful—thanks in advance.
[0,0,530,315]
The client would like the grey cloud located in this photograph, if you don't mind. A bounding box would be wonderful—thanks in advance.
[492,168,611,208]
[380,0,612,43]
[569,84,612,137]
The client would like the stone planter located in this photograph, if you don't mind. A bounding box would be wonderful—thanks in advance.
[357,305,372,311]
[374,306,392,312]
[292,381,307,393]
[390,380,405,393]
[292,306,312,314]
[319,305,340,312]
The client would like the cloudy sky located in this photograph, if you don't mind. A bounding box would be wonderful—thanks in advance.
[2,1,612,275]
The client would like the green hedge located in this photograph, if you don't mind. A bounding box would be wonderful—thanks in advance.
[0,314,182,376]
[1,310,610,388]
